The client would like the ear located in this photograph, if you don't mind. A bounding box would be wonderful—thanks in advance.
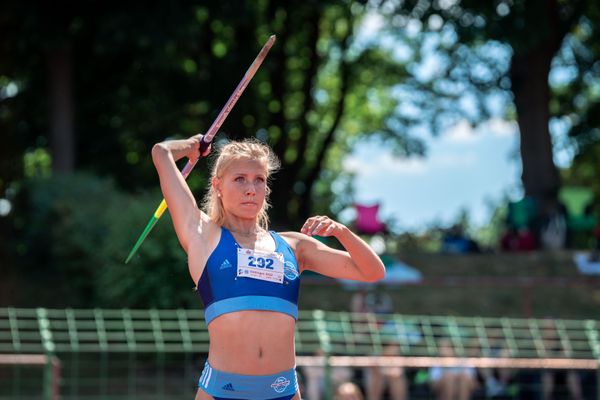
[212,177,221,195]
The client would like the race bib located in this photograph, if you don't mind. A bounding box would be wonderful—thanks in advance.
[237,248,285,284]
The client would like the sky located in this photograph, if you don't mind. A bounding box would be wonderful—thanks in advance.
[342,118,522,231]
[336,10,579,232]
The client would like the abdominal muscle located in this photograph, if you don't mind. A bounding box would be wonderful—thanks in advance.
[206,310,297,374]
[194,310,301,399]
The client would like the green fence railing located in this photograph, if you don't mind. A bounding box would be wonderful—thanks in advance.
[0,308,599,399]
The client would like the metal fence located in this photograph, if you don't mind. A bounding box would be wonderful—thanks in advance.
[1,308,599,399]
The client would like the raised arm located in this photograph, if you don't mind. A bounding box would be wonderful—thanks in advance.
[284,216,385,282]
[151,134,210,252]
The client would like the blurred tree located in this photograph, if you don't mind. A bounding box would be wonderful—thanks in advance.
[7,173,194,308]
[376,0,598,212]
[0,0,421,229]
[553,4,600,211]
[1,0,425,306]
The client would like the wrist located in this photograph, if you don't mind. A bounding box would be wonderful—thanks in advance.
[334,223,351,239]
[190,134,204,145]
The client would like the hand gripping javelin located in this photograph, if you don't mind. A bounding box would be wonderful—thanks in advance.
[125,35,276,263]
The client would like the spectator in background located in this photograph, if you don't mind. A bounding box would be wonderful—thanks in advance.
[539,199,567,250]
[500,226,536,252]
[303,348,354,400]
[540,321,584,400]
[542,370,584,400]
[335,382,365,400]
[442,224,480,254]
[351,289,369,314]
[365,287,393,315]
[360,291,406,400]
[588,223,600,262]
[365,342,407,400]
[429,339,478,400]
[475,333,514,398]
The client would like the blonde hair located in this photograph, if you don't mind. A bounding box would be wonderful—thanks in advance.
[202,138,280,230]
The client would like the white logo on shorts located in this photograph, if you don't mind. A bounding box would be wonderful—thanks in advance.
[271,376,291,393]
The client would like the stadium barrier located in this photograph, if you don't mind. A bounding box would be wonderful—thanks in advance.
[0,308,598,399]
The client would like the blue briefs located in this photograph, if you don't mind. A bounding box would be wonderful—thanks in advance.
[198,361,298,400]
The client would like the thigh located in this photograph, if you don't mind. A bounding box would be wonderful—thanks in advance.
[195,388,213,400]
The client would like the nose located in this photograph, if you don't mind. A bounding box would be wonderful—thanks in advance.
[244,181,256,196]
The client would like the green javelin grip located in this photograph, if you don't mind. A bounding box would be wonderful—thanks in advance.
[125,35,277,263]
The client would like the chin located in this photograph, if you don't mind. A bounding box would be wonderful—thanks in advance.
[235,209,260,219]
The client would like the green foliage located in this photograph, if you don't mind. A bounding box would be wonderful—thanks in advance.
[561,142,600,215]
[553,6,600,208]
[375,0,598,206]
[23,148,52,178]
[8,173,196,308]
[0,0,423,229]
[0,0,428,306]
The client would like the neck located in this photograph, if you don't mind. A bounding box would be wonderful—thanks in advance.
[226,226,264,236]
[222,217,263,236]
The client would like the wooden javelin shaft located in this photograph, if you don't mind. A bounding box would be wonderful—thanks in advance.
[125,35,276,263]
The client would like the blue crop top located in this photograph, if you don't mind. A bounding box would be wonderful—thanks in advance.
[196,227,301,325]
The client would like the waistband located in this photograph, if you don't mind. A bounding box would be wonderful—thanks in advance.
[198,361,298,399]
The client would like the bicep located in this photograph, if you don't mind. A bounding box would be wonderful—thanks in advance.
[298,238,364,281]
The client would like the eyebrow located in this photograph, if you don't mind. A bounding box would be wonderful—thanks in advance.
[231,172,267,178]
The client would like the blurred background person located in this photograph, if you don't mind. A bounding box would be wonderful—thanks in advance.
[429,339,477,400]
[335,382,364,400]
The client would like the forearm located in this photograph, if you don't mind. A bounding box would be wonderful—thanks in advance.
[335,226,386,282]
[152,137,197,163]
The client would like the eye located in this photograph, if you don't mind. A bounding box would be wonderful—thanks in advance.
[256,177,266,183]
[234,176,245,183]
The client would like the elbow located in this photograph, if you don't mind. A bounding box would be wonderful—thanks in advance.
[364,265,386,283]
[152,142,167,156]
[373,269,386,283]
[151,142,168,163]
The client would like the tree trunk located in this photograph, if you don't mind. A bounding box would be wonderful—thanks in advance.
[510,44,559,210]
[48,46,75,174]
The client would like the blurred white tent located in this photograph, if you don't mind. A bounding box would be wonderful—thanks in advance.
[339,255,422,289]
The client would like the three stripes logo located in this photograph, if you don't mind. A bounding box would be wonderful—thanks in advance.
[220,259,233,270]
[222,383,235,391]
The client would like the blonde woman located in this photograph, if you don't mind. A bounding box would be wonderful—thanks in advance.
[151,135,385,400]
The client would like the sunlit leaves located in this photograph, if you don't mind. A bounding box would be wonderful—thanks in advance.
[23,148,52,178]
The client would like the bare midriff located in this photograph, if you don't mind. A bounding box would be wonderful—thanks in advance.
[206,310,296,374]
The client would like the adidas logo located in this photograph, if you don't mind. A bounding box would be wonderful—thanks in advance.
[219,259,232,270]
[222,383,235,391]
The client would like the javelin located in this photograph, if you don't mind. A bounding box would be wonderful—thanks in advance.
[125,35,276,263]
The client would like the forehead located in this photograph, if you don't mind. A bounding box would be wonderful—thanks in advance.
[223,158,267,175]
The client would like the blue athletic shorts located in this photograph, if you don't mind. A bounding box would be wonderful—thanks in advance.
[198,361,298,400]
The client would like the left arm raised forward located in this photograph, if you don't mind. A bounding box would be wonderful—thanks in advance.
[282,216,385,282]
